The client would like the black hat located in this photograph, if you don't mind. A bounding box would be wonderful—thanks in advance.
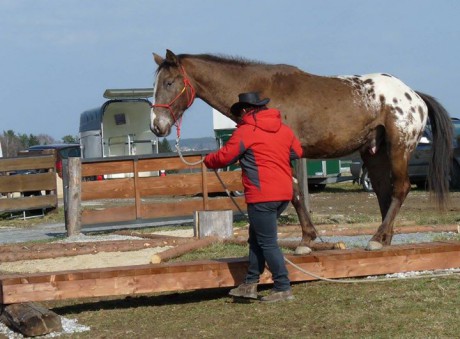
[230,92,270,115]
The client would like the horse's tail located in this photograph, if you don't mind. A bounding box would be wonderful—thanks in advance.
[416,91,453,208]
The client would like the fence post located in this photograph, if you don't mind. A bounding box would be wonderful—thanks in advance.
[295,158,310,212]
[64,157,82,236]
[201,156,209,210]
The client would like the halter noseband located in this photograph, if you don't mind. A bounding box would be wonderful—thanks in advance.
[151,66,196,138]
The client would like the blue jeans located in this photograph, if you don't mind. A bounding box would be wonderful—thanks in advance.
[245,201,290,291]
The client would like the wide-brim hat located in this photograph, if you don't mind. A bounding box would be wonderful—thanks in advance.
[230,92,270,115]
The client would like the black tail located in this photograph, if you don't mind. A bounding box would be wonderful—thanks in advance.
[416,91,453,208]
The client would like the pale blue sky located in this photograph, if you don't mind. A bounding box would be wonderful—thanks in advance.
[0,0,459,140]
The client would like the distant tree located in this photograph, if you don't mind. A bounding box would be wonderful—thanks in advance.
[29,134,40,147]
[37,134,56,145]
[61,135,78,144]
[158,138,173,153]
[17,133,30,149]
[2,130,21,157]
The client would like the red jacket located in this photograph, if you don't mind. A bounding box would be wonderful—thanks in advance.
[204,108,303,203]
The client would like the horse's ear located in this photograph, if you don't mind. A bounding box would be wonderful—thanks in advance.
[165,49,179,65]
[153,53,164,66]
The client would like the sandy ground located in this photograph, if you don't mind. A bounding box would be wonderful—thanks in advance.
[0,230,195,275]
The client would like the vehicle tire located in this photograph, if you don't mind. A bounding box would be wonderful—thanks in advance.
[308,183,326,192]
[450,161,460,190]
[415,181,427,190]
[360,168,373,192]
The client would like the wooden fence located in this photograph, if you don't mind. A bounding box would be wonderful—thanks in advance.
[75,151,245,228]
[0,154,58,215]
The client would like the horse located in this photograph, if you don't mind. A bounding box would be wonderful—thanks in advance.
[150,49,453,253]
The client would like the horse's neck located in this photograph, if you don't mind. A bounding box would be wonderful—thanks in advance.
[183,59,263,120]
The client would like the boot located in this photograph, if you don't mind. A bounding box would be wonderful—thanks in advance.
[228,283,258,299]
[260,289,294,303]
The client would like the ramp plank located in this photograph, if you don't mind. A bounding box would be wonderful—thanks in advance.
[1,241,460,304]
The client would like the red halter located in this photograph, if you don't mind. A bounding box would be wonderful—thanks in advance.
[151,66,196,138]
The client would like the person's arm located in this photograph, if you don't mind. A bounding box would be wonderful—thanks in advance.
[290,133,304,160]
[204,128,247,169]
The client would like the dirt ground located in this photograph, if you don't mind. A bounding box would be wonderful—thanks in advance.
[0,187,459,275]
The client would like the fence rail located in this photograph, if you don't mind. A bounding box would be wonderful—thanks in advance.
[72,151,245,229]
[0,154,58,215]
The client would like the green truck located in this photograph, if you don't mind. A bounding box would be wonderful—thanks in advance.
[212,110,352,190]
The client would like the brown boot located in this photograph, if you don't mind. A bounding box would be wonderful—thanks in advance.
[260,289,294,303]
[228,283,258,299]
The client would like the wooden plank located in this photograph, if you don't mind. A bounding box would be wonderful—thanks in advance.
[0,195,57,213]
[139,196,246,220]
[81,205,136,225]
[2,241,460,304]
[81,160,134,177]
[0,172,56,194]
[207,196,246,212]
[138,173,204,196]
[0,156,55,172]
[81,178,135,200]
[140,199,204,219]
[206,171,243,192]
[136,157,202,172]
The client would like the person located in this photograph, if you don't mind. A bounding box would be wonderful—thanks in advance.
[204,92,303,302]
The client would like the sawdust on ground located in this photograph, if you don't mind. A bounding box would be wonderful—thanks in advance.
[0,229,195,274]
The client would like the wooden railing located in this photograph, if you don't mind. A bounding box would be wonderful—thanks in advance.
[76,151,245,228]
[0,154,58,215]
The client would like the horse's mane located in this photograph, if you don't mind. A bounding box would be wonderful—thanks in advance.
[156,53,266,73]
[179,53,266,67]
[157,52,300,75]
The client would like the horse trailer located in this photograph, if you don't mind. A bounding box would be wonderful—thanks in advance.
[79,88,159,177]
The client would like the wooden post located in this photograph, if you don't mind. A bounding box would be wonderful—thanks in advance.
[201,156,209,210]
[0,302,62,337]
[194,210,233,239]
[295,158,310,212]
[133,158,141,219]
[64,157,82,236]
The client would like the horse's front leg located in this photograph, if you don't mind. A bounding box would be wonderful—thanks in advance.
[291,177,316,254]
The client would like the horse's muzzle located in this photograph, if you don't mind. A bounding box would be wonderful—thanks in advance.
[150,119,171,137]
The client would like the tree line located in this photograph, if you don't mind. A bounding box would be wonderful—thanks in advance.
[0,130,78,157]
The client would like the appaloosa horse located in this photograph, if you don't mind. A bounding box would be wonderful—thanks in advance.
[150,49,453,253]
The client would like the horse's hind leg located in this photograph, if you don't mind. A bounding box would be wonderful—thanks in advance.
[291,177,317,254]
[362,144,412,250]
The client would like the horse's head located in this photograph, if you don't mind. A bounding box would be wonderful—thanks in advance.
[150,50,195,137]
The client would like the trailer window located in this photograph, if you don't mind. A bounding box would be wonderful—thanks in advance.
[114,113,126,125]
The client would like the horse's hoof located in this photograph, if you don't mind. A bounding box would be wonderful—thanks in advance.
[294,246,312,255]
[334,241,346,250]
[366,241,383,251]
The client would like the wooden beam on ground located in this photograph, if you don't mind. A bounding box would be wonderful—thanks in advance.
[150,237,219,264]
[1,241,460,304]
[0,302,62,337]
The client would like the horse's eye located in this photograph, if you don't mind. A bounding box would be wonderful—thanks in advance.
[166,81,173,88]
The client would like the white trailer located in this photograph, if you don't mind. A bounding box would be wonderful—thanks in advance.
[79,88,158,177]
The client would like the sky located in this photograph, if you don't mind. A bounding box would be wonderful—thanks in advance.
[1,0,459,141]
